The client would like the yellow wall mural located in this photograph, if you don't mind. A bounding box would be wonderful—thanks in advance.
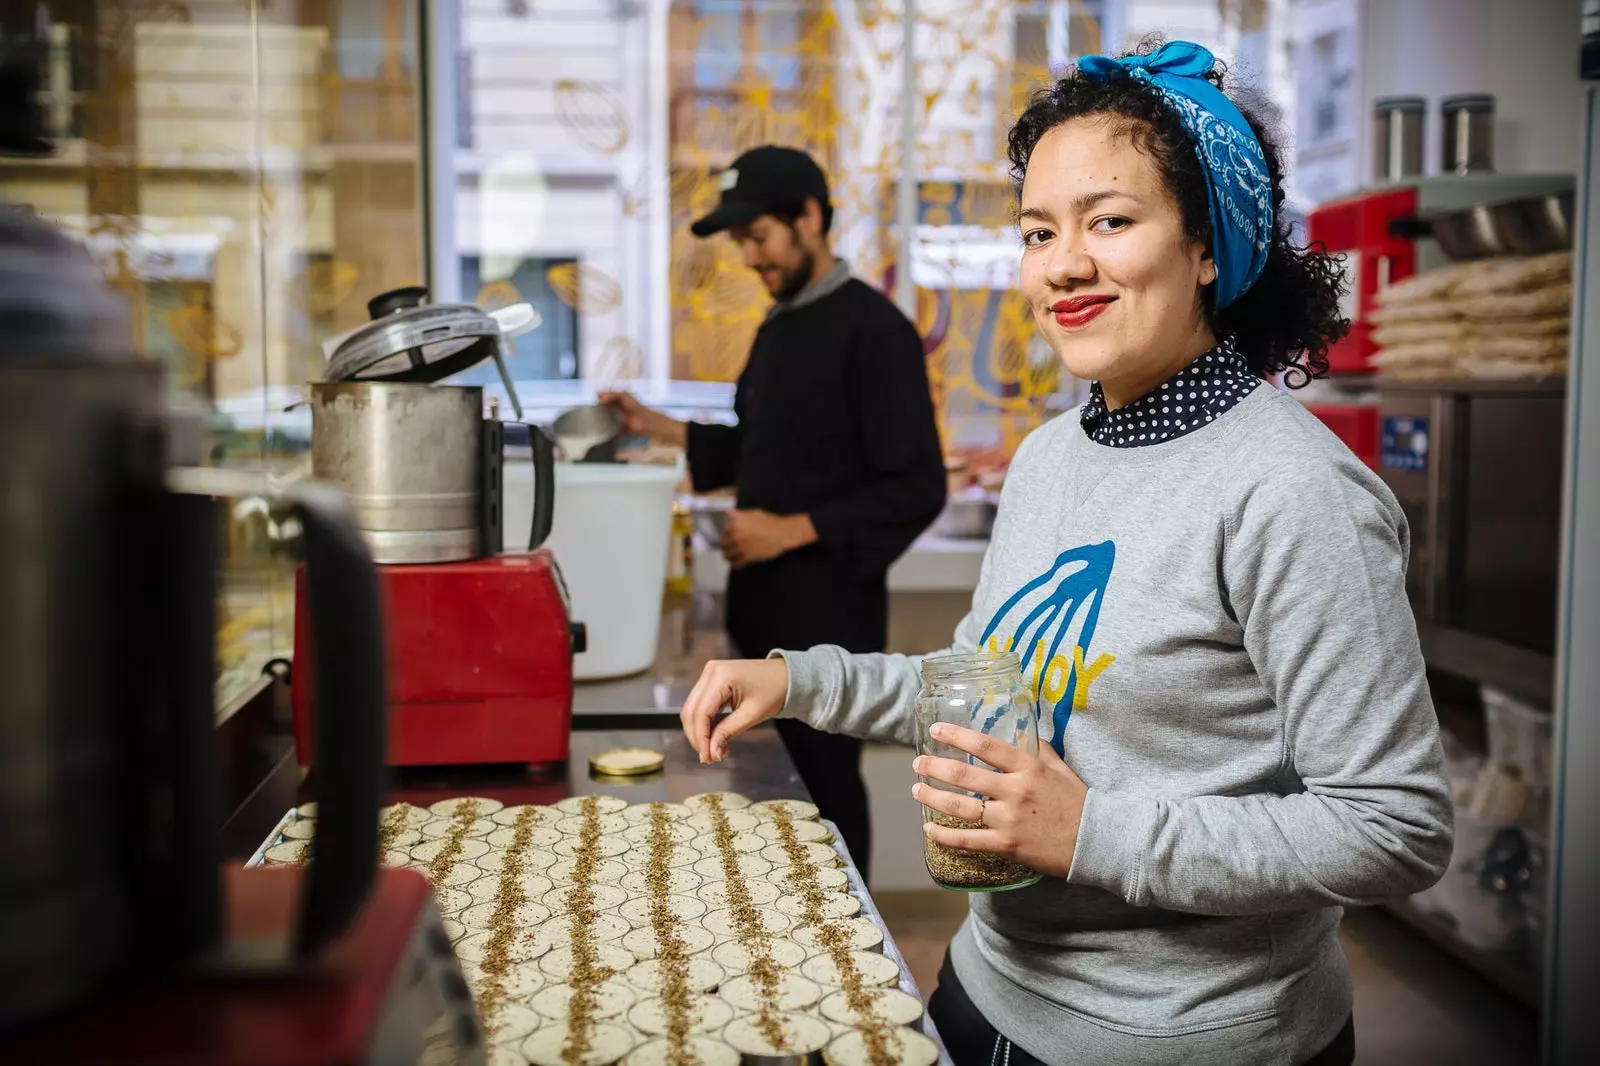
[666,0,1101,461]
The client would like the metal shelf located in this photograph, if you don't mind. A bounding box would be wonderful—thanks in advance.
[1381,899,1543,1009]
[1416,622,1556,708]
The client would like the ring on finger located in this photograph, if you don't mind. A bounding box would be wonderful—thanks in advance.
[978,796,987,828]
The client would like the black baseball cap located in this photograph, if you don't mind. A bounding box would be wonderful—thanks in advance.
[690,145,831,238]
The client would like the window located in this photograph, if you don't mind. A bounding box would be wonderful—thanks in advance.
[457,256,581,383]
[1307,31,1351,143]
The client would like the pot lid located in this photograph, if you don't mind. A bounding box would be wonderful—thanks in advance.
[323,285,503,384]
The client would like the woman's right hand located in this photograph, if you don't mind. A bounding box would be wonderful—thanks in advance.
[680,658,789,763]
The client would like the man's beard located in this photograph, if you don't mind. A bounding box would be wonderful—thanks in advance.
[772,249,815,302]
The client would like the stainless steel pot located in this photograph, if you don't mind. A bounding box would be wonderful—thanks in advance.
[310,381,555,564]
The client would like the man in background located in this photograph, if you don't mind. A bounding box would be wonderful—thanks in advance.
[604,145,946,882]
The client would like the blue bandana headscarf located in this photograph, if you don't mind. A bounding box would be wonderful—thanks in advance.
[1076,41,1272,311]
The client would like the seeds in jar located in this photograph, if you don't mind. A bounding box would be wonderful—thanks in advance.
[924,813,1039,888]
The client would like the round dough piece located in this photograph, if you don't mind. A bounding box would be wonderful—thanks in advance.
[754,818,833,844]
[621,820,699,846]
[522,1021,637,1066]
[555,814,631,838]
[711,938,810,973]
[718,971,823,1013]
[622,924,716,960]
[721,1012,832,1057]
[620,801,691,824]
[819,986,924,1027]
[682,791,752,812]
[619,841,701,869]
[410,837,491,865]
[823,1026,939,1066]
[623,1036,739,1066]
[547,858,629,885]
[479,847,560,877]
[589,747,665,776]
[480,1003,543,1046]
[295,802,319,819]
[487,825,564,852]
[543,882,630,916]
[801,949,901,989]
[381,848,416,868]
[701,906,795,940]
[618,893,708,929]
[685,809,760,835]
[441,918,467,944]
[428,796,505,818]
[769,864,850,894]
[436,862,487,889]
[468,871,556,905]
[455,930,550,966]
[793,917,884,954]
[627,993,734,1036]
[432,887,473,916]
[486,1048,533,1066]
[697,878,782,909]
[777,891,861,922]
[491,803,561,828]
[281,818,317,841]
[460,900,551,931]
[538,943,637,981]
[709,831,768,856]
[691,854,773,882]
[420,817,497,840]
[496,959,548,999]
[379,827,423,852]
[761,841,841,869]
[528,976,636,1020]
[624,956,725,996]
[264,841,308,865]
[749,799,821,822]
[555,834,631,859]
[620,867,704,897]
[528,913,631,949]
[555,795,630,816]
[381,803,432,832]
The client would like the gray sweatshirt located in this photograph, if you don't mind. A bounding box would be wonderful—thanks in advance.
[777,382,1453,1065]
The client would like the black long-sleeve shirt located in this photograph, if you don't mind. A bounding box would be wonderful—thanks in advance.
[685,277,946,657]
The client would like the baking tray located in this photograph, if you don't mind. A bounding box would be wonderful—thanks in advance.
[244,808,955,1063]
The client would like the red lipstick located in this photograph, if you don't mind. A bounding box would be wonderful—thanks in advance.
[1051,295,1115,329]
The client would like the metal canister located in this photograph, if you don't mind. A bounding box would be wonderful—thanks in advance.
[1373,96,1426,183]
[310,381,484,563]
[1441,93,1495,174]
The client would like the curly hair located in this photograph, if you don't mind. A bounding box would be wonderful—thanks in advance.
[1005,42,1346,385]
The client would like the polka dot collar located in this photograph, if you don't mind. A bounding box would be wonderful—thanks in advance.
[1079,339,1258,448]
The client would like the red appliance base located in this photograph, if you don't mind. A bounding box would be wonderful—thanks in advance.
[0,867,480,1066]
[293,550,576,768]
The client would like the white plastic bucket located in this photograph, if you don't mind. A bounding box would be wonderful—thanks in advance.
[505,459,681,680]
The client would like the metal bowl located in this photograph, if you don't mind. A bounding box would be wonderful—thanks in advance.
[1492,190,1574,255]
[1429,201,1506,260]
[551,403,622,462]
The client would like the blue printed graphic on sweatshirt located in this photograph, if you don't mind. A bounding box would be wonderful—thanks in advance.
[978,540,1116,751]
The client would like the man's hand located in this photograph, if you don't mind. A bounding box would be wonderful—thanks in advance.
[598,392,687,448]
[722,509,818,568]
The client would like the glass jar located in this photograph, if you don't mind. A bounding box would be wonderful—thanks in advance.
[915,652,1041,892]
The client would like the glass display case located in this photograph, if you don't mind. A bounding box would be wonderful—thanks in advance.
[1,0,425,713]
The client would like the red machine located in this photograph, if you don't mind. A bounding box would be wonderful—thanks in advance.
[293,550,583,769]
[4,866,483,1066]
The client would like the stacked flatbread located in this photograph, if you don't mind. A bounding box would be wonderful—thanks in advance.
[265,795,936,1066]
[1369,251,1572,380]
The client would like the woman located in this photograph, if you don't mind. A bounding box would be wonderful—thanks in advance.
[679,40,1453,1066]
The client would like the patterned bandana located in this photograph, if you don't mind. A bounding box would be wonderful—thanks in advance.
[1076,41,1273,311]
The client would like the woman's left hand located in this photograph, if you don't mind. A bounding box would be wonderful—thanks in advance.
[912,722,1089,879]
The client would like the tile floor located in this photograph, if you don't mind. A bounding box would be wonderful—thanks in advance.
[875,893,1539,1065]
